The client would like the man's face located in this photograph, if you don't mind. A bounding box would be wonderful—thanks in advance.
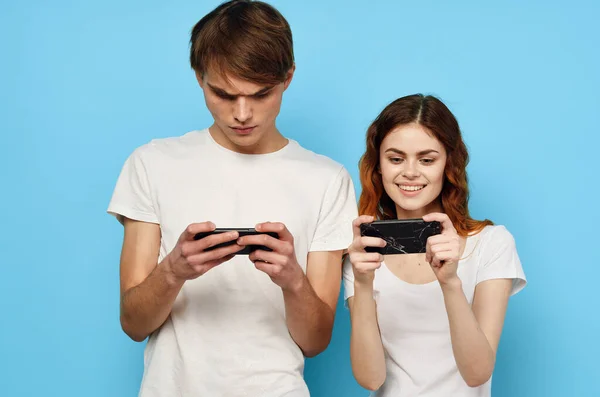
[197,68,293,153]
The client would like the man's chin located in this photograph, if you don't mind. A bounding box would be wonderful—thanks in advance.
[223,132,265,150]
[229,133,260,145]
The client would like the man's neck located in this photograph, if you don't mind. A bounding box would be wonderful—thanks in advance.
[208,124,288,155]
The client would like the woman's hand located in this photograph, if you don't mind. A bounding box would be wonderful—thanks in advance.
[423,212,462,286]
[348,215,387,285]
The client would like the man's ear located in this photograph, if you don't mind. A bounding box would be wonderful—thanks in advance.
[283,63,296,91]
[195,70,204,88]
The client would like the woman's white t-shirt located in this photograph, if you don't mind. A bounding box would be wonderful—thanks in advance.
[343,225,527,397]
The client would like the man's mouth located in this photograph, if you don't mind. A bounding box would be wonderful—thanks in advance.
[231,126,257,135]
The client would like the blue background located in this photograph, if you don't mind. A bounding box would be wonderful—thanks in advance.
[1,0,598,396]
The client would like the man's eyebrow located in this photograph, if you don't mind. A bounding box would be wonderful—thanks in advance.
[251,86,273,96]
[206,83,273,97]
[206,83,235,97]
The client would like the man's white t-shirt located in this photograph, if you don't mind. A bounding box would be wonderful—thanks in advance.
[343,225,527,397]
[108,129,358,397]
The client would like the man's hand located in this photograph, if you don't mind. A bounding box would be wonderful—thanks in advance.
[237,222,305,291]
[163,222,245,284]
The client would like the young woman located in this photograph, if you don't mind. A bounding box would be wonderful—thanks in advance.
[344,94,527,396]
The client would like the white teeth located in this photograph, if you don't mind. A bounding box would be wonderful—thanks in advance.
[399,185,425,191]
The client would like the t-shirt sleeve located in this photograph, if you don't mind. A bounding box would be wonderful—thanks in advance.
[476,226,527,296]
[308,166,358,252]
[107,146,160,225]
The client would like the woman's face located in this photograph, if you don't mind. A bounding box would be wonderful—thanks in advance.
[379,122,447,219]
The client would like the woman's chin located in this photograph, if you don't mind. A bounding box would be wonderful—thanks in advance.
[393,197,440,217]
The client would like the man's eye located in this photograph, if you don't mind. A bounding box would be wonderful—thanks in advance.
[254,92,271,100]
[215,92,235,100]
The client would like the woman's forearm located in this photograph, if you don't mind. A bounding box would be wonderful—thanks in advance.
[441,279,495,387]
[349,282,387,391]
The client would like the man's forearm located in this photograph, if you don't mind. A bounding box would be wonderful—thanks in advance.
[282,275,335,357]
[120,261,185,342]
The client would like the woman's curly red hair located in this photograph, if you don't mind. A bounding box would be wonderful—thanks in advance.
[358,94,492,237]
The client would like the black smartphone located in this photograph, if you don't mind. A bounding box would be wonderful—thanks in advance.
[359,219,441,255]
[193,228,279,255]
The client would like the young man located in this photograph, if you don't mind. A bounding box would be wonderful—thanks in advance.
[107,1,357,396]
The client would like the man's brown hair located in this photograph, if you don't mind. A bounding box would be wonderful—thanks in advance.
[190,0,294,86]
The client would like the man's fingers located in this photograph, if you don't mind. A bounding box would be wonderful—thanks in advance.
[183,231,240,257]
[238,233,284,252]
[181,222,216,242]
[249,249,284,265]
[253,260,281,277]
[194,254,235,272]
[211,254,237,267]
[187,243,244,266]
[198,231,240,250]
[255,222,293,243]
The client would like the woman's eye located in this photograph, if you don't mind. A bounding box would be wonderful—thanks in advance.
[420,158,434,164]
[389,157,403,164]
